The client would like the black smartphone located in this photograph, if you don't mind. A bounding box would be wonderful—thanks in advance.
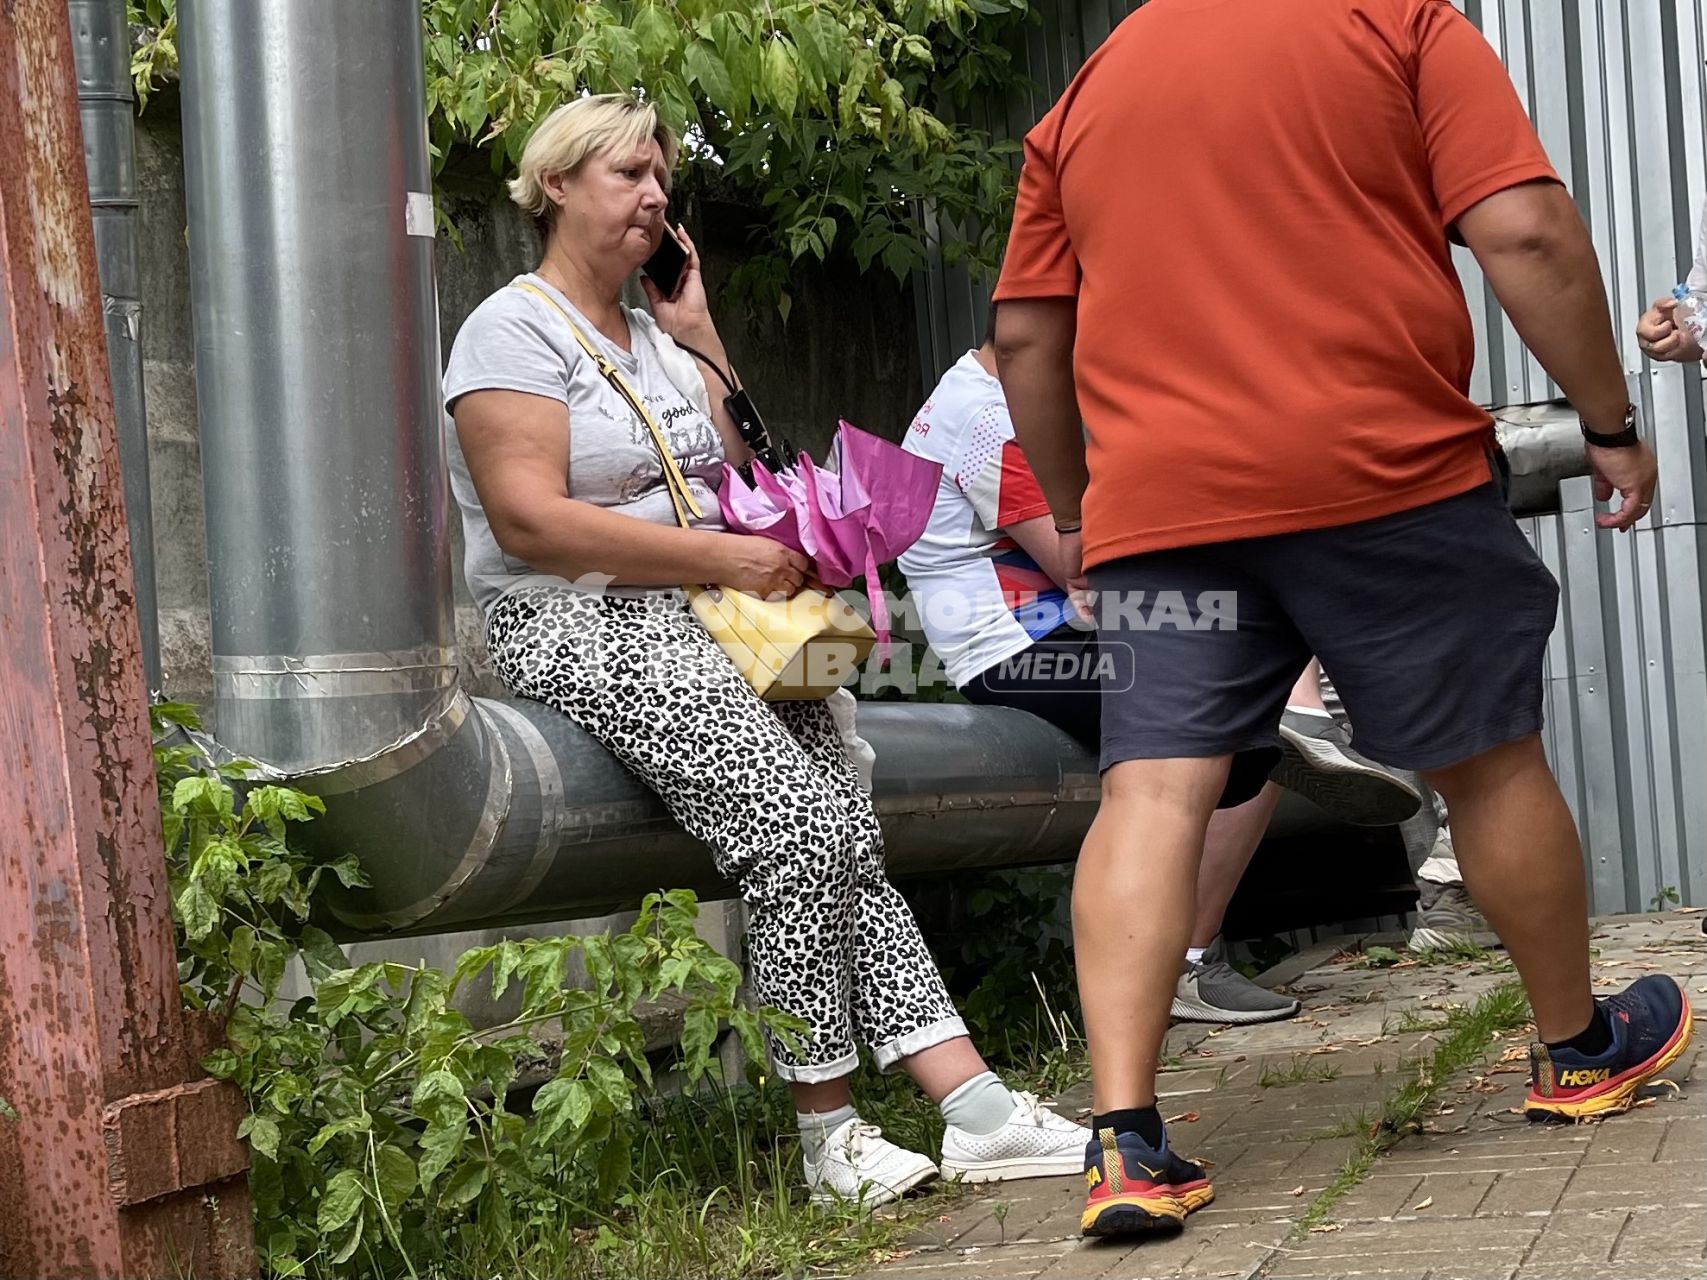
[642,225,688,299]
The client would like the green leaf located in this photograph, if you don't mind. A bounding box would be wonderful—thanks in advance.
[680,1004,719,1077]
[531,1076,593,1143]
[329,1209,365,1265]
[631,2,678,63]
[298,926,349,981]
[252,939,289,1002]
[762,37,799,120]
[439,1158,487,1208]
[307,1114,370,1156]
[417,1120,465,1192]
[684,40,735,113]
[405,966,451,1039]
[174,881,219,942]
[412,1068,466,1118]
[373,1143,417,1223]
[245,1113,281,1160]
[317,1167,365,1234]
[228,924,257,975]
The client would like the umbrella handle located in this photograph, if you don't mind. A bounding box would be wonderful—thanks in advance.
[864,546,890,658]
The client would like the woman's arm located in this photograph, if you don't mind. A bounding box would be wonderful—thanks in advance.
[641,224,753,464]
[454,388,800,592]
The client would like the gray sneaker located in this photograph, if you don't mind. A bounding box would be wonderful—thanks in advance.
[1408,882,1500,953]
[1273,711,1422,826]
[1171,937,1301,1025]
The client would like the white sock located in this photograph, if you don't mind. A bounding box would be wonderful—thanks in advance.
[940,1071,1016,1136]
[1185,946,1207,965]
[1285,705,1332,718]
[797,1103,858,1166]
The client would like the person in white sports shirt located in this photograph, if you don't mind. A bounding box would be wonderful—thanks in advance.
[899,304,1423,1025]
[1635,197,1707,362]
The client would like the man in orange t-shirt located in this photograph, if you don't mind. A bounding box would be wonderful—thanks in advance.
[994,0,1679,1240]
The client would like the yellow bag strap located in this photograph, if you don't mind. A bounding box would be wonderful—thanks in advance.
[513,280,704,529]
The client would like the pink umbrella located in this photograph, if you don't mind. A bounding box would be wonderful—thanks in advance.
[717,421,942,650]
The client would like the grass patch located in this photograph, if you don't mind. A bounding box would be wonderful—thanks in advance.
[1307,1106,1377,1141]
[455,1070,964,1280]
[1295,980,1531,1234]
[1384,1007,1452,1036]
[1258,1056,1342,1088]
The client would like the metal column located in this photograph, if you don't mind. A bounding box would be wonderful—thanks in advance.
[0,1,251,1273]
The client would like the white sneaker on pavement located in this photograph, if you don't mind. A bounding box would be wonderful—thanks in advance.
[804,1117,939,1208]
[940,1091,1090,1183]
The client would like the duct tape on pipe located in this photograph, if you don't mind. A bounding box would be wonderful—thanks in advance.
[405,191,435,237]
[212,646,459,699]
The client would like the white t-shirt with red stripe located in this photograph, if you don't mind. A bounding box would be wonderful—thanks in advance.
[898,351,1075,687]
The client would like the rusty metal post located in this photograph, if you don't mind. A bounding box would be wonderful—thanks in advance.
[0,2,254,1276]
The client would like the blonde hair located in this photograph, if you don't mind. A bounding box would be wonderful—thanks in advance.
[509,94,679,231]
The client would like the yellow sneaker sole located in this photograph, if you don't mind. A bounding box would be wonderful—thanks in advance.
[1080,1192,1185,1236]
[1525,1007,1693,1121]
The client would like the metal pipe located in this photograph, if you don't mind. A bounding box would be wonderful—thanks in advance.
[180,0,454,769]
[1495,404,1590,516]
[175,0,1347,944]
[69,0,161,690]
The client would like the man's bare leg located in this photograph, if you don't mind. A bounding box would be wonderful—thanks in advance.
[1075,755,1230,1112]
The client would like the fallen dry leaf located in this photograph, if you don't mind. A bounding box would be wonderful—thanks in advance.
[1499,1045,1528,1063]
[1594,977,1621,987]
[1309,1044,1345,1055]
[1165,1111,1201,1125]
[1309,1224,1343,1234]
[1650,1078,1682,1094]
[1672,906,1704,914]
[1196,1050,1219,1058]
[1289,1185,1306,1197]
[1412,1195,1434,1211]
[1434,1105,1456,1116]
[1633,1097,1658,1109]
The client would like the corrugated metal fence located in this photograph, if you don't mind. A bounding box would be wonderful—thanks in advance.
[913,0,1707,912]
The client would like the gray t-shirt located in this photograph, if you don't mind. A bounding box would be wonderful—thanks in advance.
[443,274,727,613]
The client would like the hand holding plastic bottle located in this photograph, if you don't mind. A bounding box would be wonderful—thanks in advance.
[1636,287,1705,363]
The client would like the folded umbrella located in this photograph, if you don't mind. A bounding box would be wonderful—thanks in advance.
[717,420,943,649]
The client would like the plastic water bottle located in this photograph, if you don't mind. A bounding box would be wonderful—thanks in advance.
[1671,283,1707,342]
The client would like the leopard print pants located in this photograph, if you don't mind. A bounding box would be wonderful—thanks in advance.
[487,585,966,1082]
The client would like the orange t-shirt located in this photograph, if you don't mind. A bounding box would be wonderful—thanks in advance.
[993,0,1561,570]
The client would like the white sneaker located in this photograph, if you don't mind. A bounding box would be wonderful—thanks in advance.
[804,1117,938,1208]
[940,1091,1090,1184]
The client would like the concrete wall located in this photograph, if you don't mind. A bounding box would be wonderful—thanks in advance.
[136,88,926,709]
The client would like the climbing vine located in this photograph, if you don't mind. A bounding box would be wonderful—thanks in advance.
[127,0,1030,311]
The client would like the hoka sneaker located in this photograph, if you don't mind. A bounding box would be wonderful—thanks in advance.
[1080,1126,1213,1238]
[940,1090,1089,1183]
[1274,711,1422,826]
[804,1117,938,1208]
[1172,936,1301,1025]
[1526,975,1694,1122]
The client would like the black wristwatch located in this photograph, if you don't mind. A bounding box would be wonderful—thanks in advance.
[1581,403,1642,449]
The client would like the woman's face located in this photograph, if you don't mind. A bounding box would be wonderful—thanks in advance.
[549,137,671,270]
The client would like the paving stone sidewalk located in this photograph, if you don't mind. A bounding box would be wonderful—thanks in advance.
[852,913,1706,1280]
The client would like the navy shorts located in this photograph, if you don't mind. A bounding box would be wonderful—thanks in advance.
[959,625,1280,808]
[1087,476,1560,775]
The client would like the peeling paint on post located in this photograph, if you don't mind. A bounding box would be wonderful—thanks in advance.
[0,2,253,1276]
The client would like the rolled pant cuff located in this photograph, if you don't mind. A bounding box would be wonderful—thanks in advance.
[768,1049,860,1085]
[872,1016,970,1073]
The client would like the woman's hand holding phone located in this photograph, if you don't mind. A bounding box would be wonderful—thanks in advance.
[642,222,715,344]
